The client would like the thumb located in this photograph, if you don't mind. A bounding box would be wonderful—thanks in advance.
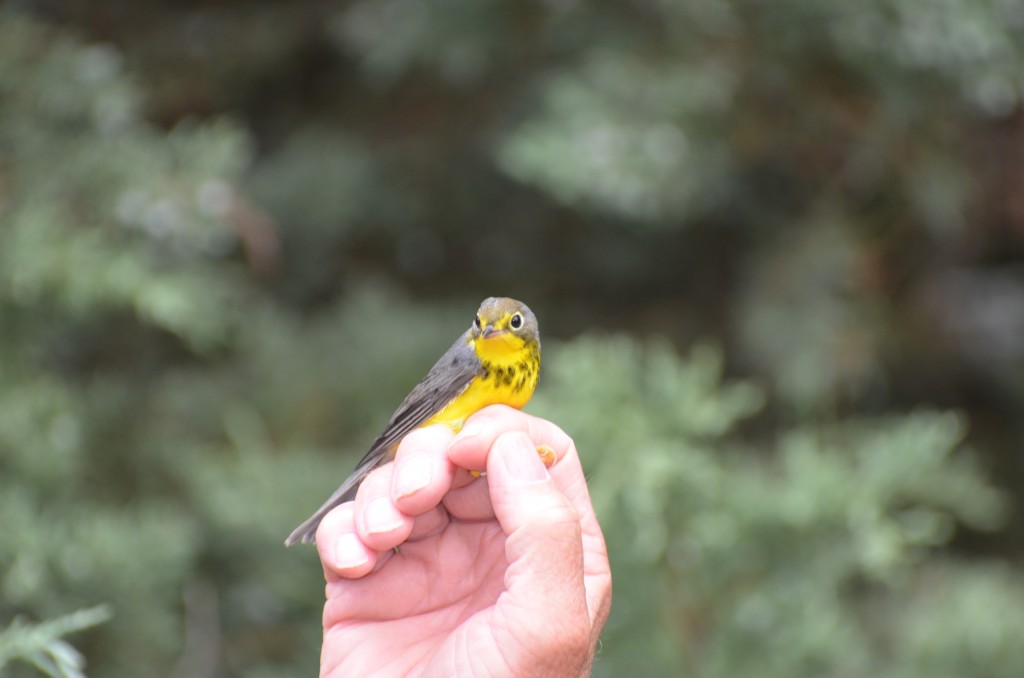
[487,432,592,671]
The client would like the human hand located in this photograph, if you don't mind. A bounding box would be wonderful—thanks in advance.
[316,405,612,677]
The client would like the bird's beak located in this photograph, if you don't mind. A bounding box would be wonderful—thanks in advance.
[481,325,507,340]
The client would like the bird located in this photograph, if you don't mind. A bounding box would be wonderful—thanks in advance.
[285,296,547,546]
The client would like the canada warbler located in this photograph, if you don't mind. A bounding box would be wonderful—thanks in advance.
[285,296,545,546]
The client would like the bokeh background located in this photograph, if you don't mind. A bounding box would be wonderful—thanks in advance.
[3,1,1024,676]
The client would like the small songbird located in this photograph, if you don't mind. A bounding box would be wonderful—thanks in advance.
[285,297,545,546]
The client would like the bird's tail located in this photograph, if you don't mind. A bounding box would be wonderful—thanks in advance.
[284,470,365,546]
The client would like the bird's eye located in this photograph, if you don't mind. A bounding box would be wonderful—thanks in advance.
[510,313,523,330]
[474,315,482,330]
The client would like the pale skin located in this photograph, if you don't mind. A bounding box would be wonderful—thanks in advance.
[316,405,613,677]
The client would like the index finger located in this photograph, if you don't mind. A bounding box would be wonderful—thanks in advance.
[448,404,575,471]
[448,405,590,514]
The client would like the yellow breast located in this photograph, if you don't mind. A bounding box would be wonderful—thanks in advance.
[424,336,540,432]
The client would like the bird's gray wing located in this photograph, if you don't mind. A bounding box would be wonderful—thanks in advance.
[285,334,482,545]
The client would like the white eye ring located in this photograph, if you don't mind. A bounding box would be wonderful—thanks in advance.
[510,313,523,329]
[474,315,482,330]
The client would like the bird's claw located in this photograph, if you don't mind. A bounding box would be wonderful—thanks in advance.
[536,444,557,467]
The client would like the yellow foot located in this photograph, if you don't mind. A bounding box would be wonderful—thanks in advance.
[536,444,557,467]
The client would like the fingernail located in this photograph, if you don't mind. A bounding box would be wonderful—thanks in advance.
[500,435,548,482]
[395,456,432,497]
[334,532,369,569]
[365,497,405,535]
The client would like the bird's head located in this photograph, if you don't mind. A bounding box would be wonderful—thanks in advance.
[470,297,540,360]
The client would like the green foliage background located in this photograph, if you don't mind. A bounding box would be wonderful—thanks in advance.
[2,2,1024,676]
